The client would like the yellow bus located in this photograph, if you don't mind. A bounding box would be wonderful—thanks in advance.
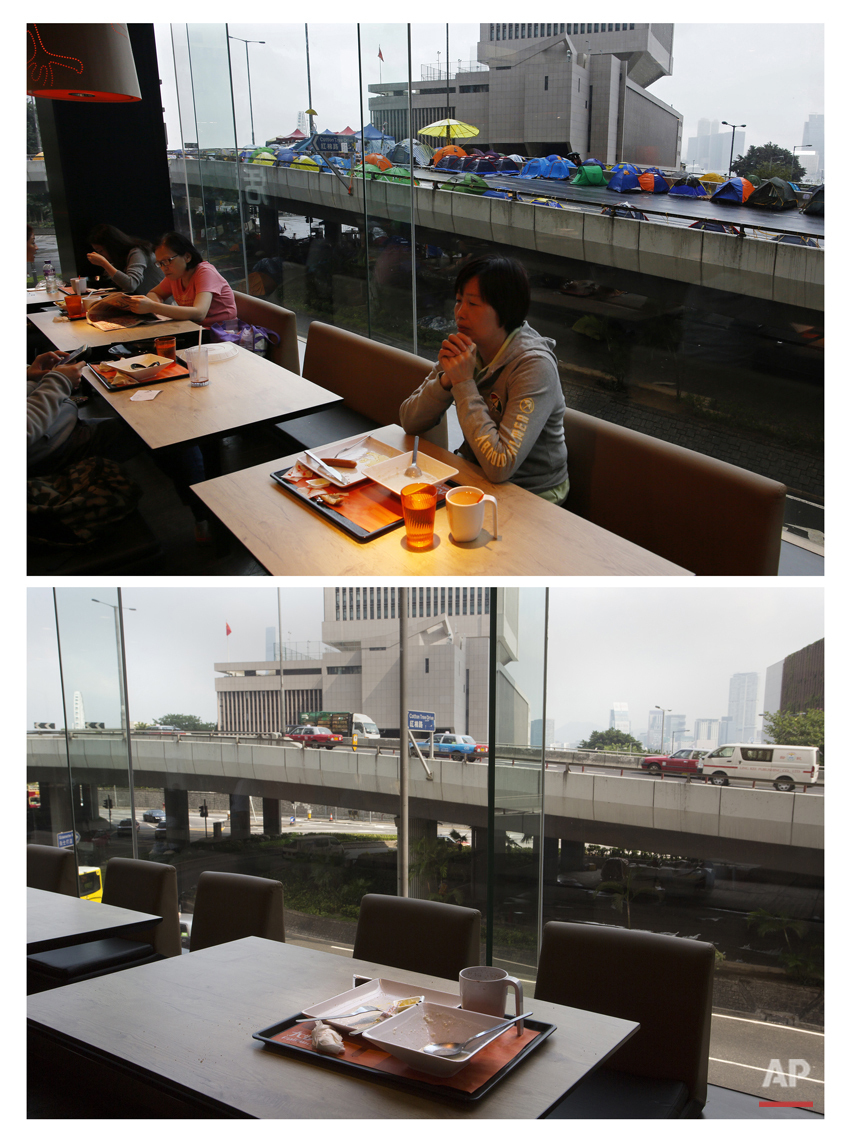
[78,866,103,902]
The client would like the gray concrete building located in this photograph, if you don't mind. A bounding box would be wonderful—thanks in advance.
[215,587,529,745]
[369,22,681,164]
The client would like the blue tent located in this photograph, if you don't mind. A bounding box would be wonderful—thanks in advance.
[710,177,753,204]
[525,196,565,208]
[607,169,642,193]
[543,157,576,179]
[482,189,512,199]
[520,157,550,178]
[611,162,641,174]
[274,148,295,166]
[582,157,605,166]
[462,156,498,175]
[434,154,464,171]
[669,177,708,198]
[688,220,741,235]
[494,156,521,175]
[600,203,647,220]
[773,234,819,246]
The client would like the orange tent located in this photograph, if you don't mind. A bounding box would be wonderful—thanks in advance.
[432,144,467,166]
[363,152,392,170]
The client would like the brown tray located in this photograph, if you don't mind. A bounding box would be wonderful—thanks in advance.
[253,1012,556,1102]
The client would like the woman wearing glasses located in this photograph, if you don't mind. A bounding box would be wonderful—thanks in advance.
[86,223,163,296]
[115,231,237,327]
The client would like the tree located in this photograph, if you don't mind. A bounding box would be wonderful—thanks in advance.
[27,98,41,154]
[153,713,217,732]
[731,142,806,184]
[762,708,824,755]
[578,728,645,753]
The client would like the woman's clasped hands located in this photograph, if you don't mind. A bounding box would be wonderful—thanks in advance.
[437,332,477,389]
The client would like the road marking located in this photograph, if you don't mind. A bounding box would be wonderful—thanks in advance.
[710,1058,824,1084]
[714,1013,824,1037]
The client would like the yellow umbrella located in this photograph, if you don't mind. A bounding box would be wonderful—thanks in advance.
[418,118,479,140]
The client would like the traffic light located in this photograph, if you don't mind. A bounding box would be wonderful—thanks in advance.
[199,803,208,818]
[103,797,113,809]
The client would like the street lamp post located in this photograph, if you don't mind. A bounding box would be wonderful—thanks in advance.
[92,595,138,857]
[721,121,746,179]
[229,36,265,148]
[655,705,671,753]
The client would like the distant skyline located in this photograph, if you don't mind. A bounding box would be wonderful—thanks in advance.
[28,587,823,740]
[153,19,823,157]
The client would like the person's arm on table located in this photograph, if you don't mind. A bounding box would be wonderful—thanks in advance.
[27,364,83,446]
[115,285,212,325]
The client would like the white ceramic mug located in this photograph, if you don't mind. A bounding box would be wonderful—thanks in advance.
[71,277,87,294]
[445,485,498,543]
[459,965,523,1019]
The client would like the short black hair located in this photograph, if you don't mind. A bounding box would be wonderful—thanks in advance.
[155,231,203,270]
[454,254,530,332]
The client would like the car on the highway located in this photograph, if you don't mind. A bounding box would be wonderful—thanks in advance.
[116,818,139,836]
[409,733,483,760]
[142,808,165,823]
[284,725,343,749]
[640,748,707,776]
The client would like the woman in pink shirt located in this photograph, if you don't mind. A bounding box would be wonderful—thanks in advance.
[117,231,237,327]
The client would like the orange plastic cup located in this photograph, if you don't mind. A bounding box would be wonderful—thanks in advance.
[155,335,177,361]
[65,293,85,319]
[401,483,437,549]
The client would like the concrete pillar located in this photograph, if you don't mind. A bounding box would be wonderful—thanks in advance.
[400,816,437,899]
[77,783,100,825]
[324,220,342,243]
[559,839,586,872]
[42,782,75,840]
[258,203,279,259]
[230,793,251,840]
[163,789,190,851]
[263,797,282,836]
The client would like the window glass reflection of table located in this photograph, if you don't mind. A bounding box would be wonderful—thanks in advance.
[27,886,162,954]
[192,424,692,576]
[27,936,638,1119]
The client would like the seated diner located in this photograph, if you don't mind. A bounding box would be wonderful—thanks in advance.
[86,223,163,296]
[400,254,569,504]
[114,231,237,328]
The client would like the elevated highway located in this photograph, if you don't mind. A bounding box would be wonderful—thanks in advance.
[27,734,823,874]
[27,159,822,317]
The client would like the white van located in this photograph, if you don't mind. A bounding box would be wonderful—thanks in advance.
[701,744,820,791]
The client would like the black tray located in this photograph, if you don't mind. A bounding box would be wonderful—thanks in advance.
[253,1011,556,1103]
[270,469,456,543]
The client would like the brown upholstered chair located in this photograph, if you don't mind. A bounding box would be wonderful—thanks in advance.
[27,858,180,992]
[352,893,481,981]
[188,871,286,952]
[27,843,77,897]
[233,290,300,376]
[274,321,448,451]
[562,407,786,575]
[535,921,715,1118]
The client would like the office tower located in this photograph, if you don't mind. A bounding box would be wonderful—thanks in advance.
[727,672,759,743]
[694,719,720,750]
[531,718,555,747]
[609,702,630,734]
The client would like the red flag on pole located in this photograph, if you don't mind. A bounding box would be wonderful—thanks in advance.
[226,623,232,636]
[378,45,384,62]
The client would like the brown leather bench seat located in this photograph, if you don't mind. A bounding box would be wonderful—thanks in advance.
[562,407,786,575]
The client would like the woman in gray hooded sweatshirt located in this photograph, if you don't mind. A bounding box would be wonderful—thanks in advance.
[400,254,568,503]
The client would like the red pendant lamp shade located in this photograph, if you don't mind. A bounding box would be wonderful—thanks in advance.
[27,23,141,102]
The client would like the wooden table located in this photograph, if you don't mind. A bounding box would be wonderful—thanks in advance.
[81,344,341,451]
[192,424,691,576]
[27,887,162,955]
[27,936,638,1119]
[28,307,202,353]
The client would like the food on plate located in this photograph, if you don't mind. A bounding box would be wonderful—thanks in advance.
[320,457,358,468]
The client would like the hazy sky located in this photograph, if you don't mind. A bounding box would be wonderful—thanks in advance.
[153,18,824,156]
[27,586,823,739]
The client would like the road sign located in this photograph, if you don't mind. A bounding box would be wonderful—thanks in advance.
[408,710,435,732]
[57,831,76,848]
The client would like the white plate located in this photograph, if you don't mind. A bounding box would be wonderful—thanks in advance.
[108,353,171,381]
[363,1002,520,1078]
[366,451,458,497]
[297,452,369,489]
[297,436,404,489]
[302,977,461,1034]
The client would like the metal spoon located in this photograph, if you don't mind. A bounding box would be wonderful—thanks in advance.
[404,437,422,479]
[422,1012,532,1057]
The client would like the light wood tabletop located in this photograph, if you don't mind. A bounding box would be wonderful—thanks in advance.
[80,344,341,451]
[28,307,202,353]
[27,887,162,955]
[192,424,692,576]
[27,936,638,1118]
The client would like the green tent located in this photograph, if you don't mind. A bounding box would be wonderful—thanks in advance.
[571,164,607,186]
[443,173,489,195]
[376,166,420,185]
